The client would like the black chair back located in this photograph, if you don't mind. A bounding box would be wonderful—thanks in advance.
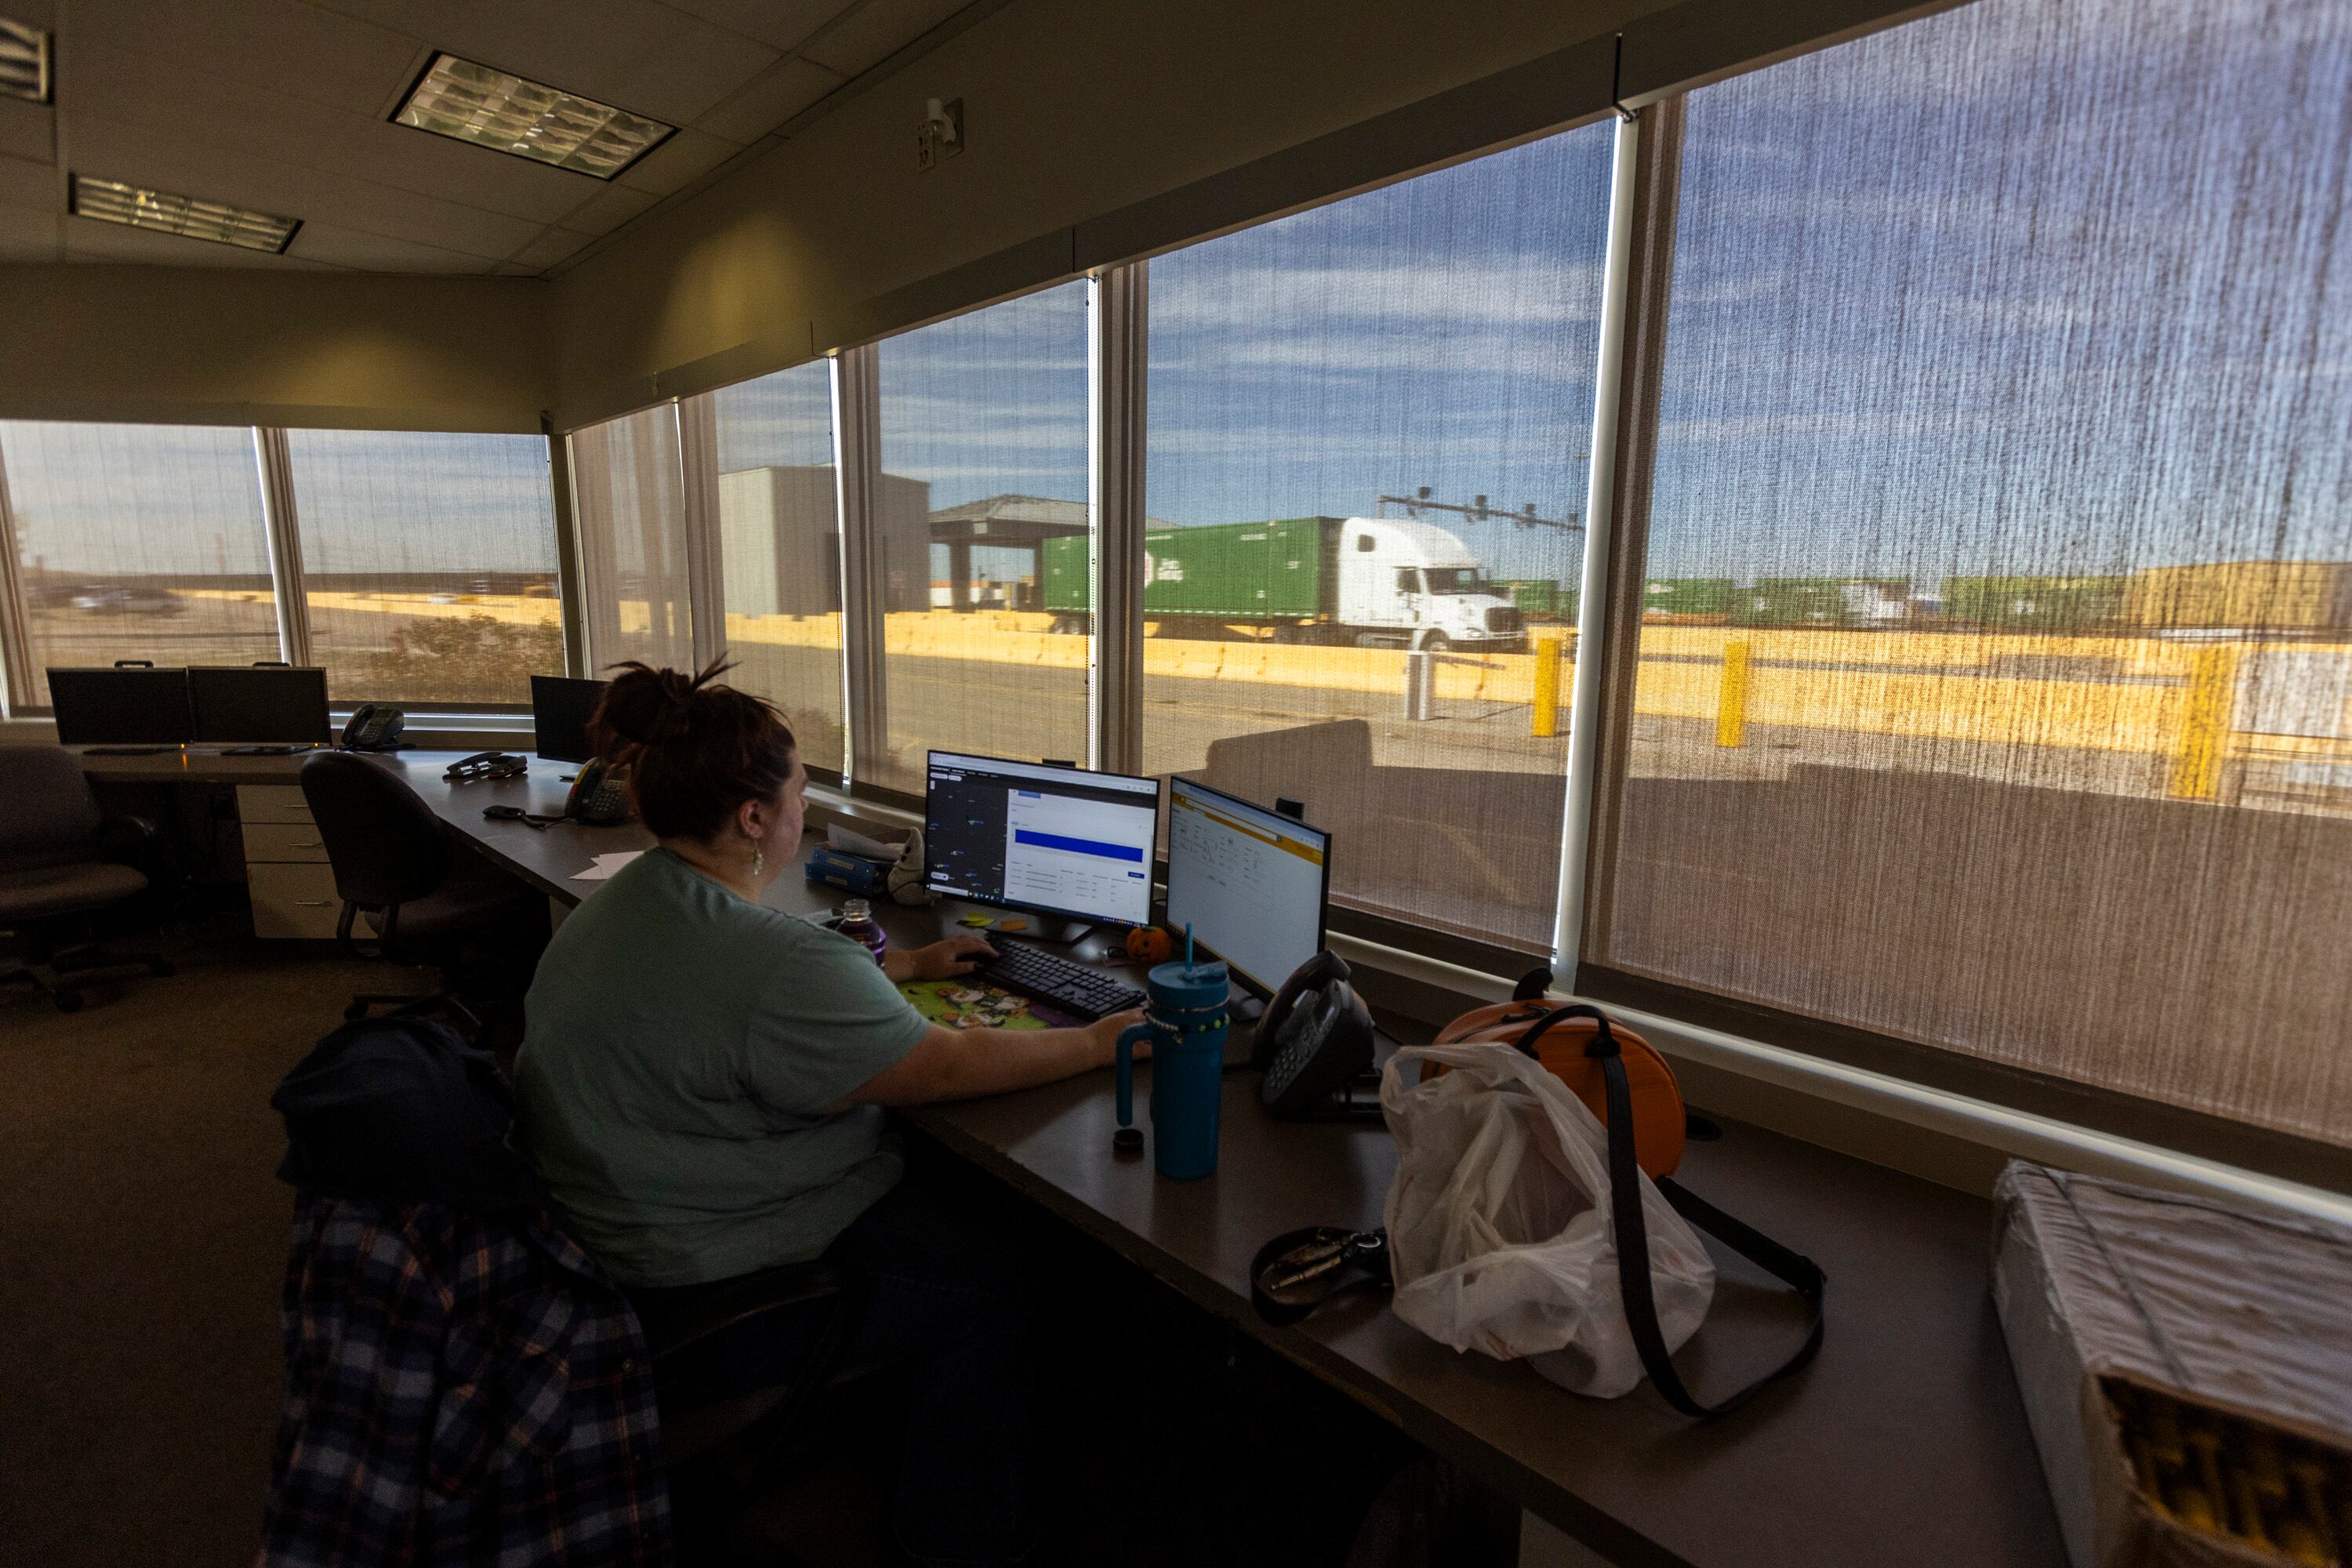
[0,746,103,873]
[300,753,449,909]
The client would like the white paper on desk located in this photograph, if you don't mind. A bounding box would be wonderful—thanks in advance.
[827,822,905,862]
[572,851,644,882]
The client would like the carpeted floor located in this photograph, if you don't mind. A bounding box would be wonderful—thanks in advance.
[0,920,434,1567]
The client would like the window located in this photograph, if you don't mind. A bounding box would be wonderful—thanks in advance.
[285,430,560,706]
[1142,128,1616,953]
[872,283,1092,795]
[0,420,278,706]
[569,406,694,675]
[706,363,847,775]
[1586,0,2352,1146]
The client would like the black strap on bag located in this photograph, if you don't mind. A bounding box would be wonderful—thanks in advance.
[1514,1004,1828,1418]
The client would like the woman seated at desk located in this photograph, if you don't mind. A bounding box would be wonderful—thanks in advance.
[514,658,1141,1568]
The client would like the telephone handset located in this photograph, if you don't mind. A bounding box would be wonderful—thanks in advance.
[564,757,631,824]
[1256,950,1377,1116]
[339,702,406,752]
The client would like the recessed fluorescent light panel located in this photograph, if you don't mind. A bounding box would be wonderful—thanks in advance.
[1,16,51,102]
[69,176,301,253]
[394,53,673,179]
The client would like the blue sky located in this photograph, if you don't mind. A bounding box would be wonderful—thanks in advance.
[9,0,2346,593]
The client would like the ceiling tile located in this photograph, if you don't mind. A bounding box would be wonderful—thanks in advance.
[285,220,492,273]
[64,27,593,226]
[613,126,740,196]
[549,179,659,235]
[0,201,61,260]
[0,96,53,165]
[798,0,971,78]
[506,227,593,270]
[2,0,56,27]
[61,212,333,267]
[69,113,547,261]
[659,0,855,53]
[305,0,784,125]
[491,260,540,276]
[0,148,51,206]
[693,54,843,144]
[64,0,429,119]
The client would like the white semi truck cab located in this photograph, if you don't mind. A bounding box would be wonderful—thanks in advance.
[1334,517,1526,650]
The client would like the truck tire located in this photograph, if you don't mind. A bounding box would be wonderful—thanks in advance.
[1420,631,1451,653]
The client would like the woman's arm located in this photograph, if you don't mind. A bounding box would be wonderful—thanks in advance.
[880,934,995,985]
[840,1009,1145,1107]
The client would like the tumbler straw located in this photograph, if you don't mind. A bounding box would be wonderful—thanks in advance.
[1185,922,1195,970]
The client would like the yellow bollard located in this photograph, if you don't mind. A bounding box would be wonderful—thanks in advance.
[1716,641,1751,748]
[1531,633,1563,738]
[2167,646,2239,800]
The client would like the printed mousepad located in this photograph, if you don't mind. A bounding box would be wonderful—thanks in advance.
[898,978,1066,1030]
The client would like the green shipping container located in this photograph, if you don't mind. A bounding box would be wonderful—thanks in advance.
[1641,577,1732,617]
[1497,579,1560,616]
[1047,518,1338,619]
[1944,575,2127,630]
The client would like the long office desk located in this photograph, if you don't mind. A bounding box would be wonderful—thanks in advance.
[80,746,2066,1567]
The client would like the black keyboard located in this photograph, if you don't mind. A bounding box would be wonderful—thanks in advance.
[975,938,1146,1022]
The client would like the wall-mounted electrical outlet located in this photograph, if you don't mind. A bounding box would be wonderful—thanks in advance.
[917,96,964,170]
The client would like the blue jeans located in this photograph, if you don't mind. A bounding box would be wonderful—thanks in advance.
[637,1178,1040,1567]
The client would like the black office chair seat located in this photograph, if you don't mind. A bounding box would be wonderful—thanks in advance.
[0,861,149,922]
[360,873,535,942]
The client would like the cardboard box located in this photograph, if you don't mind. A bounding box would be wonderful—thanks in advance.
[1991,1163,2352,1567]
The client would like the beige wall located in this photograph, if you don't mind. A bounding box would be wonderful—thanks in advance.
[548,0,1669,426]
[0,265,551,434]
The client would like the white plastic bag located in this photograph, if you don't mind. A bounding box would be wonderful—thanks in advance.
[1381,1041,1715,1398]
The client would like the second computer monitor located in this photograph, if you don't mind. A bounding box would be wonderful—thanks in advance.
[532,675,608,764]
[924,751,1160,936]
[188,666,331,744]
[1163,776,1332,998]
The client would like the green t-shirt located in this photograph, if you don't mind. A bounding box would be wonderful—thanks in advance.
[514,848,927,1288]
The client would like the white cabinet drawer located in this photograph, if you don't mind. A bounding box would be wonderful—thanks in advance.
[245,822,330,862]
[249,862,343,939]
[237,786,314,826]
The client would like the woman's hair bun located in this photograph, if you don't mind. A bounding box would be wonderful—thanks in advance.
[584,657,799,842]
[595,661,699,746]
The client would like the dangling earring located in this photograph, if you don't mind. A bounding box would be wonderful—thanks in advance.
[750,844,766,877]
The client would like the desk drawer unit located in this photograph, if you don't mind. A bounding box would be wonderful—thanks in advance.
[249,862,342,939]
[238,786,338,938]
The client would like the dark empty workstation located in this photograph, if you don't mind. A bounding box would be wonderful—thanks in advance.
[4,2,2350,1566]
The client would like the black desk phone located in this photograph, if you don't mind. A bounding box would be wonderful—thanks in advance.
[340,703,406,752]
[564,758,630,824]
[1255,950,1378,1117]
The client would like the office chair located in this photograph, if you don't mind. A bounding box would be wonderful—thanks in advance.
[0,746,177,1012]
[298,752,538,1028]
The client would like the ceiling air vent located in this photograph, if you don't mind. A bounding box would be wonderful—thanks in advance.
[0,16,50,102]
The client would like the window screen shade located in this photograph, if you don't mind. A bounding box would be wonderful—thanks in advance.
[707,364,847,775]
[287,430,561,705]
[0,421,278,706]
[570,407,695,676]
[1588,0,2352,1147]
[872,283,1091,795]
[1142,126,1613,952]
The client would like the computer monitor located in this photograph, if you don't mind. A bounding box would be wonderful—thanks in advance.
[187,666,331,745]
[1163,776,1332,998]
[45,667,194,746]
[924,751,1161,941]
[532,675,608,764]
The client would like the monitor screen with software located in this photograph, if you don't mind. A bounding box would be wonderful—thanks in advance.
[924,751,1160,931]
[46,667,194,745]
[532,675,608,764]
[187,666,330,744]
[1163,776,1331,997]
